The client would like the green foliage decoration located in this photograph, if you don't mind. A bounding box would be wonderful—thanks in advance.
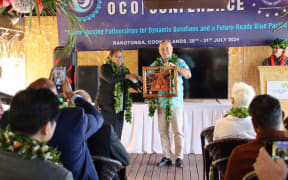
[106,59,133,123]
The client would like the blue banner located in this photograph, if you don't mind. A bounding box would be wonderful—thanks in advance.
[57,0,288,50]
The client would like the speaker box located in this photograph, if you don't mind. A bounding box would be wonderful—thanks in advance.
[53,46,77,90]
[75,66,99,101]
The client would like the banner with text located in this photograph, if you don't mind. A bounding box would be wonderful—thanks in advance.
[57,0,288,50]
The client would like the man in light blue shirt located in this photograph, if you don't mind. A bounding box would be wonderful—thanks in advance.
[150,40,191,168]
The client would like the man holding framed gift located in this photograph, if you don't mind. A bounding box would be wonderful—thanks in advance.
[149,40,192,168]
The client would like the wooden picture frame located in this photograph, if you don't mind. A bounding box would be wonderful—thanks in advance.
[142,66,178,98]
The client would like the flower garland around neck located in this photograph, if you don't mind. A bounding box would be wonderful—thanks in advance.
[0,127,62,165]
[224,107,249,118]
[106,59,133,123]
[148,53,178,121]
[271,53,285,66]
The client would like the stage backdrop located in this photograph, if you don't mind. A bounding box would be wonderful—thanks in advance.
[57,0,288,50]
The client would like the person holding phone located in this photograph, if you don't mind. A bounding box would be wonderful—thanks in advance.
[253,147,288,180]
[224,95,288,180]
[0,77,105,180]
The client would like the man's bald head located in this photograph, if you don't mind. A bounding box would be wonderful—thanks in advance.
[28,78,57,95]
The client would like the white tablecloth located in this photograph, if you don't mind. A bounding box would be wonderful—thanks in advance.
[121,102,231,154]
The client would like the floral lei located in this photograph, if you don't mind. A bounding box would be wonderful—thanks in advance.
[224,107,249,118]
[106,59,133,123]
[0,128,62,165]
[148,53,178,121]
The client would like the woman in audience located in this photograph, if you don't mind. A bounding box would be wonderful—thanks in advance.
[213,82,256,140]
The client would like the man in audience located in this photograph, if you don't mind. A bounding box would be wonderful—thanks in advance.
[224,95,288,180]
[0,88,73,180]
[88,118,130,180]
[213,82,256,141]
[74,89,93,104]
[31,78,104,180]
[1,78,104,180]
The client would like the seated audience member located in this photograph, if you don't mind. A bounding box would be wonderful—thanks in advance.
[224,95,288,180]
[0,78,104,180]
[253,147,288,180]
[74,89,93,104]
[29,78,104,180]
[0,89,73,180]
[66,90,93,106]
[213,82,256,141]
[88,124,130,180]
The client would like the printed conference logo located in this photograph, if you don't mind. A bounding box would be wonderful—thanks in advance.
[68,0,102,22]
[262,0,283,6]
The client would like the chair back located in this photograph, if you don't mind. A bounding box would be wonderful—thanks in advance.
[200,126,215,180]
[242,171,257,180]
[201,126,215,146]
[92,155,123,180]
[205,138,250,179]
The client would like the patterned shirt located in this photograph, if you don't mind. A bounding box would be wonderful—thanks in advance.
[150,56,190,108]
[262,56,288,66]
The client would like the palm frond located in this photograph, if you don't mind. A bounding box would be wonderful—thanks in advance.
[273,19,288,33]
[0,7,6,14]
[279,11,288,18]
[0,0,87,56]
[34,2,41,33]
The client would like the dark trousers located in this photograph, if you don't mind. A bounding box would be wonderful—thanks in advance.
[112,111,124,138]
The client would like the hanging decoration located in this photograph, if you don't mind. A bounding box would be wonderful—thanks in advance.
[0,0,86,56]
[11,0,35,13]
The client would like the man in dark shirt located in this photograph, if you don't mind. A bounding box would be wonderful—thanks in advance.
[224,95,288,180]
[263,38,288,66]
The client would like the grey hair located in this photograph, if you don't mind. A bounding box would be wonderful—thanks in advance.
[74,89,92,104]
[159,40,173,47]
[232,82,255,107]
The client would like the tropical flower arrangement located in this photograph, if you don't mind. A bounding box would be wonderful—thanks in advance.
[0,127,62,165]
[0,0,85,56]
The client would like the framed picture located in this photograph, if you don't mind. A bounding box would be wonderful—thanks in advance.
[142,66,178,98]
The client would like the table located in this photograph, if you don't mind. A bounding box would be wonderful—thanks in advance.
[121,102,231,154]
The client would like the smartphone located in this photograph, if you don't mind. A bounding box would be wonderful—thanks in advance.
[52,66,66,93]
[52,66,66,86]
[265,139,288,160]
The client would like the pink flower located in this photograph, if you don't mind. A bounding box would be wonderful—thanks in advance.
[0,0,18,8]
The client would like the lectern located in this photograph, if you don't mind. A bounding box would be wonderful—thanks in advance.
[258,66,288,116]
